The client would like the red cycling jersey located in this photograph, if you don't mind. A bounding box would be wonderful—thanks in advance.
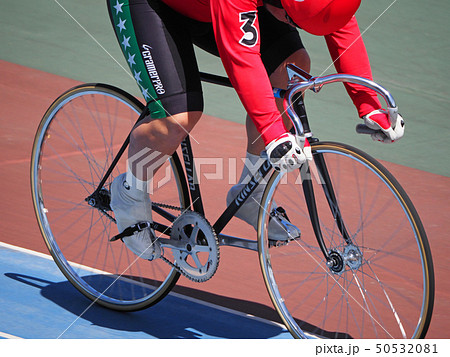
[161,0,381,145]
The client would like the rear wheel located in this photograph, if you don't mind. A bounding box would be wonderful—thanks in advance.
[31,83,189,311]
[258,141,434,338]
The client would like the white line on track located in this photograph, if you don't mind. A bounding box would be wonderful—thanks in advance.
[0,331,23,339]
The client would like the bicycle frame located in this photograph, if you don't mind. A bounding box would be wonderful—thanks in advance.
[88,65,399,262]
[33,64,434,339]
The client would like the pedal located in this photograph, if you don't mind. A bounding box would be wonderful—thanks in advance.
[268,239,290,248]
[268,207,301,248]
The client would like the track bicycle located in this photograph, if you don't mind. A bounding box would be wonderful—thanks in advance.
[31,64,434,339]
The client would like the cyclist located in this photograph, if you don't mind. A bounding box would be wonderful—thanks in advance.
[107,0,405,260]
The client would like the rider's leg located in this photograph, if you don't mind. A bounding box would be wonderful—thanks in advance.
[227,47,310,241]
[111,110,202,260]
[107,0,203,259]
[128,111,202,182]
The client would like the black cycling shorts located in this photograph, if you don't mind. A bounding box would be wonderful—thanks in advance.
[107,0,305,118]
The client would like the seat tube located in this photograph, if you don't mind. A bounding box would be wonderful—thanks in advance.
[180,136,204,215]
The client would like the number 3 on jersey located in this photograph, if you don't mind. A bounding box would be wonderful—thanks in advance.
[239,11,258,47]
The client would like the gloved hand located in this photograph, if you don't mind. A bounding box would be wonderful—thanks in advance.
[361,109,405,143]
[265,132,312,172]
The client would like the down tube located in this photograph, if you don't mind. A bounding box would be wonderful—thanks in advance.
[213,159,273,235]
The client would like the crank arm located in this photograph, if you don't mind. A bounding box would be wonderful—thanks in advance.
[157,238,190,252]
[218,234,258,251]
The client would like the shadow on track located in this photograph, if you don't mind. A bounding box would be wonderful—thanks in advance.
[5,272,289,339]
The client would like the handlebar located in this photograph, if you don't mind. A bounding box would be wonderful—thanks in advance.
[282,64,398,137]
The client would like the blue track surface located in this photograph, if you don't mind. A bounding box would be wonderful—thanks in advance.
[0,243,291,339]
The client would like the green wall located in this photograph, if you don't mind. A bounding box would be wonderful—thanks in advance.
[1,0,449,175]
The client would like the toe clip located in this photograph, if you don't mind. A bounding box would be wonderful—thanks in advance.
[110,221,151,242]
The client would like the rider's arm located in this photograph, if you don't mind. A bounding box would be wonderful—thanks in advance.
[210,0,287,146]
[325,17,404,142]
[324,16,382,118]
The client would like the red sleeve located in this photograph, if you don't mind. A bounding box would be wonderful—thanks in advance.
[325,16,382,117]
[210,0,286,145]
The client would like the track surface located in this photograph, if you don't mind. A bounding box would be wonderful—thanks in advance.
[1,0,450,342]
[0,60,449,338]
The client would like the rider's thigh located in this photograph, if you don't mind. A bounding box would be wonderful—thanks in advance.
[269,48,311,89]
[130,111,203,154]
[106,0,204,119]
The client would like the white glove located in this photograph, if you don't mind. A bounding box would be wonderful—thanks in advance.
[362,109,405,143]
[265,132,312,172]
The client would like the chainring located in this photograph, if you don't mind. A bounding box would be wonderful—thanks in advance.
[170,211,220,282]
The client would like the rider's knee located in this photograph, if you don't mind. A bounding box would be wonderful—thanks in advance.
[135,111,202,144]
[288,48,311,73]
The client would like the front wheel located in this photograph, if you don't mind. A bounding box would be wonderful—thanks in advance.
[258,141,434,339]
[31,83,189,311]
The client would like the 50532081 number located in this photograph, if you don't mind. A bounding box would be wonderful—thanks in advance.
[375,343,438,354]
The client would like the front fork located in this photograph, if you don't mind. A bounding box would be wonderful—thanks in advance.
[290,91,353,271]
[300,139,353,271]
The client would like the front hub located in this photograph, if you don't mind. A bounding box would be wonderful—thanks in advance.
[327,244,363,275]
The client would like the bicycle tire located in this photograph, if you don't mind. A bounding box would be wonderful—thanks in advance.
[258,141,434,339]
[31,83,189,311]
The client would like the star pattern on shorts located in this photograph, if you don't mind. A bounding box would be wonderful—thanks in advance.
[127,53,136,67]
[140,86,151,101]
[116,18,126,32]
[134,70,142,83]
[113,0,124,15]
[121,35,131,50]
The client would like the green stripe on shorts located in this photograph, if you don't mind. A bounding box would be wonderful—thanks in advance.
[109,0,166,118]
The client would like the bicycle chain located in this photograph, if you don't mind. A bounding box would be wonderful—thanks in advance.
[152,201,184,212]
[99,209,116,223]
[99,201,183,222]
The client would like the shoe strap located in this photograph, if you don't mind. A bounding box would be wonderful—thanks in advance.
[270,206,290,222]
[110,221,151,242]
